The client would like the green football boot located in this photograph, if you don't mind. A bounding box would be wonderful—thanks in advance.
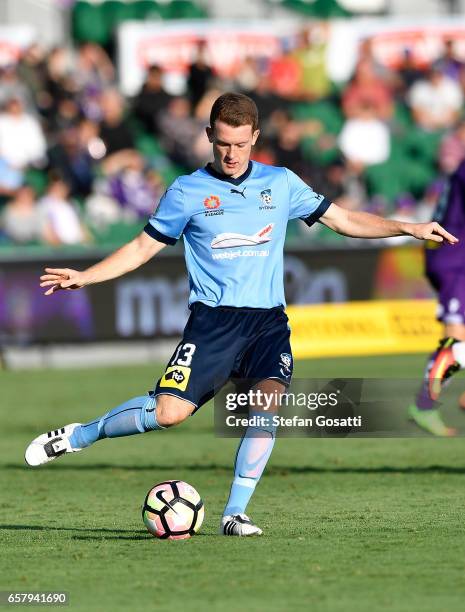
[407,404,456,437]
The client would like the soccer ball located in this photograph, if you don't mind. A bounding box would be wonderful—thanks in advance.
[142,480,204,540]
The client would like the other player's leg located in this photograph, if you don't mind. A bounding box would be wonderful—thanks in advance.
[408,270,465,435]
[409,327,465,436]
[428,324,465,400]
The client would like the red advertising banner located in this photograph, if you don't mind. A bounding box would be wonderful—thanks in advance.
[370,26,465,69]
[119,18,465,93]
[118,20,296,95]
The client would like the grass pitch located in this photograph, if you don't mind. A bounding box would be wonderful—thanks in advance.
[2,354,465,612]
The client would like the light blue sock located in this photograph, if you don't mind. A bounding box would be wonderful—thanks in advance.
[223,412,276,517]
[69,394,163,449]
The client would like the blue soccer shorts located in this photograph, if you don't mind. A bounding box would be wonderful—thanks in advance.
[154,302,293,410]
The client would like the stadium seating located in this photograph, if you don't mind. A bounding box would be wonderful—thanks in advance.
[24,168,48,197]
[364,111,443,204]
[73,2,110,45]
[72,0,208,45]
[292,99,344,165]
[280,0,352,18]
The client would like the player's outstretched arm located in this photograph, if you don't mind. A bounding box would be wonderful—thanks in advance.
[319,203,458,244]
[40,231,166,295]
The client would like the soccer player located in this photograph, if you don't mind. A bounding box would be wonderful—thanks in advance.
[25,93,457,535]
[408,159,465,436]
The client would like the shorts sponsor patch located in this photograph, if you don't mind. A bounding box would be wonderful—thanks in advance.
[159,366,191,391]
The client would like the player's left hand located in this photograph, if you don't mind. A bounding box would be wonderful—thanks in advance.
[406,222,458,244]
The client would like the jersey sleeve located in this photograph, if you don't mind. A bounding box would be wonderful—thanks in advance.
[285,168,332,226]
[144,179,188,245]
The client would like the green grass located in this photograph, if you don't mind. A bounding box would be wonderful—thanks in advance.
[2,354,465,611]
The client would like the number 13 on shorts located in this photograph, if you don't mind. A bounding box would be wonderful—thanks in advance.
[159,343,197,391]
[171,343,196,367]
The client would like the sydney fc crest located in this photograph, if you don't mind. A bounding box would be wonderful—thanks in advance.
[279,353,292,379]
[259,189,275,210]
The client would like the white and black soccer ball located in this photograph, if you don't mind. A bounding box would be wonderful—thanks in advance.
[142,480,204,540]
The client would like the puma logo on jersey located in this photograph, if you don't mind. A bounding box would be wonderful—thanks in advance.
[230,186,247,198]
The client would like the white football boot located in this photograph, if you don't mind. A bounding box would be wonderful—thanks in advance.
[220,513,263,536]
[25,423,83,467]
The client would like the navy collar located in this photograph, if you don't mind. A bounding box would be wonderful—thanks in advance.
[205,161,253,185]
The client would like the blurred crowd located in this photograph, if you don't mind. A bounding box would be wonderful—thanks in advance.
[2,26,465,249]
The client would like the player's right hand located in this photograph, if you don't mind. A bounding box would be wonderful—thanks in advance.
[40,268,88,295]
[407,221,458,244]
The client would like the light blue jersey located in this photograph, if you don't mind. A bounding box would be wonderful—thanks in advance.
[144,161,331,308]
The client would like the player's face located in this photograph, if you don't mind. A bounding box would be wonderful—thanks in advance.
[207,121,259,178]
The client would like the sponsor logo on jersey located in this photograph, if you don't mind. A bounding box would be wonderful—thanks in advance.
[203,195,224,216]
[210,223,274,249]
[159,365,191,391]
[259,189,276,210]
[211,249,269,260]
[204,195,221,209]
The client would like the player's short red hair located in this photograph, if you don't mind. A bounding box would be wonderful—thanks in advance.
[210,92,259,132]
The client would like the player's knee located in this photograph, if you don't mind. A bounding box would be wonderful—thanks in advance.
[156,395,193,427]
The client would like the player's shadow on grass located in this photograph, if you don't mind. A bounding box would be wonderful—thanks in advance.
[71,534,149,541]
[0,524,144,534]
[0,524,216,540]
[5,462,465,474]
[71,533,215,541]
